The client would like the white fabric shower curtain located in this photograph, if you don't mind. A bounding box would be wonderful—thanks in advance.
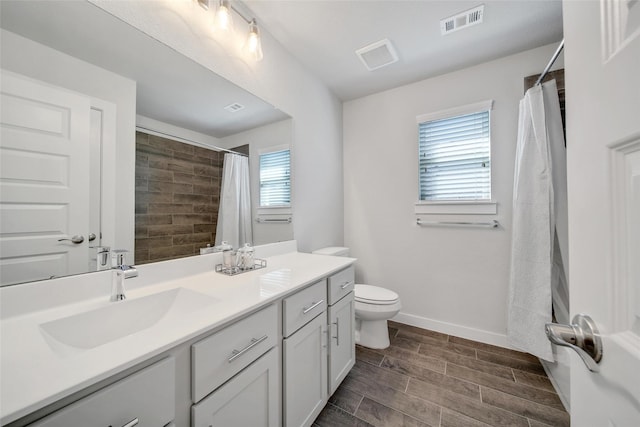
[508,80,568,362]
[215,153,253,249]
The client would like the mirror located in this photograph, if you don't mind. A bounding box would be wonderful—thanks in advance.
[0,0,293,286]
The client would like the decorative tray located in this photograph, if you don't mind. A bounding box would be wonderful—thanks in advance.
[215,259,267,276]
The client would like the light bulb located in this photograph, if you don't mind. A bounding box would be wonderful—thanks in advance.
[243,19,263,61]
[214,0,233,31]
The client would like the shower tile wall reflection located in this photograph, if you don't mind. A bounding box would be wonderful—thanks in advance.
[134,132,223,264]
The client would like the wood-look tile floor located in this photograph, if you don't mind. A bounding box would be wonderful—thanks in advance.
[313,321,570,427]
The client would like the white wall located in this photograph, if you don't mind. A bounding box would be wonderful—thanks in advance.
[220,119,294,246]
[0,29,136,258]
[343,43,564,347]
[92,0,344,253]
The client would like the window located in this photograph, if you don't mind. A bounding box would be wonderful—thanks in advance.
[259,148,291,207]
[417,101,492,201]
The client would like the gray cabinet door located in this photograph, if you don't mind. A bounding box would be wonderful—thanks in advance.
[191,348,280,427]
[328,292,355,395]
[283,312,328,427]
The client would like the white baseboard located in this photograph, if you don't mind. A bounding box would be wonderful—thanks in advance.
[391,311,571,413]
[392,312,513,349]
[540,348,571,413]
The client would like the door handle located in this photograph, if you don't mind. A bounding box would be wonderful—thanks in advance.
[545,314,603,372]
[57,235,85,244]
[88,233,96,242]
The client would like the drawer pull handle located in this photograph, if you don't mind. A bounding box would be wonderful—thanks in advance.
[228,335,268,362]
[122,418,139,427]
[302,299,324,314]
[340,281,354,290]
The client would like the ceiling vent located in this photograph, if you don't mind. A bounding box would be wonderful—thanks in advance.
[355,39,399,71]
[440,4,484,35]
[224,103,245,113]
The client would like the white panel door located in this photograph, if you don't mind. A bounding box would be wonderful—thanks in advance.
[0,70,91,285]
[563,0,640,424]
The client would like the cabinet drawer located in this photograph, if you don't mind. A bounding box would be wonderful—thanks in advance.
[31,358,175,427]
[192,304,277,403]
[283,280,327,338]
[327,266,355,305]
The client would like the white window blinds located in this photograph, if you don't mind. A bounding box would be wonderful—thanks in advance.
[418,109,491,201]
[259,149,291,207]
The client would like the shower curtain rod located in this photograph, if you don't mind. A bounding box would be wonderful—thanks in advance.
[535,39,565,86]
[136,125,248,157]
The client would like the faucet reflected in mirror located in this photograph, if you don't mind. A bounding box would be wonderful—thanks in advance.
[0,0,293,287]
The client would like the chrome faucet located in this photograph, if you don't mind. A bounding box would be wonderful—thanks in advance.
[111,267,127,302]
[110,249,138,301]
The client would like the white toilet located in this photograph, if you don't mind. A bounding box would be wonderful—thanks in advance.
[312,247,402,349]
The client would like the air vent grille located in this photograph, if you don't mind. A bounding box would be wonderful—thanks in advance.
[224,103,245,113]
[441,5,484,35]
[355,39,399,71]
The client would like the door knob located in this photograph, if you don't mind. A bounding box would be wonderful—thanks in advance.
[57,235,85,244]
[88,233,96,242]
[545,314,603,372]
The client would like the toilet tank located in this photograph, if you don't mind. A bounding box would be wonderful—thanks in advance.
[312,247,350,257]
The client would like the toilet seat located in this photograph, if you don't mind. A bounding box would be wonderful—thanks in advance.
[355,284,399,305]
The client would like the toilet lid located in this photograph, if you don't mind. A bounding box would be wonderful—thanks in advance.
[355,284,399,304]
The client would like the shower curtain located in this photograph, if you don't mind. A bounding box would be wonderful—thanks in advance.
[507,80,568,362]
[215,153,253,249]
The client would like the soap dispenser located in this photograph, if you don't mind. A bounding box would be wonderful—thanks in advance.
[237,243,254,270]
[218,241,234,270]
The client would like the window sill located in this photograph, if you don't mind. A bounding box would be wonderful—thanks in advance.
[414,200,497,215]
[257,206,291,214]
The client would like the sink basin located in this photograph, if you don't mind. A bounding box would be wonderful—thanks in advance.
[40,288,218,349]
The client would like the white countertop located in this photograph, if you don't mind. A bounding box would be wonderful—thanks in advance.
[0,249,355,424]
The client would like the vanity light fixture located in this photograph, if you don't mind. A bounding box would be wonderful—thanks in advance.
[213,0,234,32]
[243,19,263,61]
[197,0,264,62]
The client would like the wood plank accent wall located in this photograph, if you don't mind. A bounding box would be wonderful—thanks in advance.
[135,131,223,264]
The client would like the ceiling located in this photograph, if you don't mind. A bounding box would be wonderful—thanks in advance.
[245,0,564,101]
[0,1,564,133]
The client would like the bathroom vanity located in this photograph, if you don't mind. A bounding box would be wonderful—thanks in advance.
[0,241,356,427]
